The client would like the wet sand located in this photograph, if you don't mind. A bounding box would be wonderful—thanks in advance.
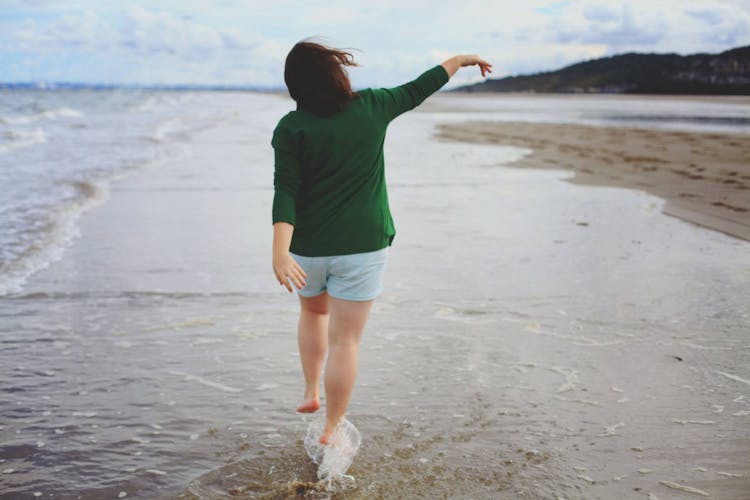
[433,120,750,241]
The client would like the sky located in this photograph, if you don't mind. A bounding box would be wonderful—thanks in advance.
[1,0,749,89]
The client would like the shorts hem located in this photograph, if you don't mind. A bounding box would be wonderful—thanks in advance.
[297,289,327,298]
[327,289,382,302]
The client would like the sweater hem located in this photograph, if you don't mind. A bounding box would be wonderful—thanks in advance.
[289,239,392,258]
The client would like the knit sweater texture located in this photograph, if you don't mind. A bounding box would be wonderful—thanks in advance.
[272,64,450,256]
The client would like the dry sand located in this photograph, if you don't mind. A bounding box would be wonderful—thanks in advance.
[433,120,750,241]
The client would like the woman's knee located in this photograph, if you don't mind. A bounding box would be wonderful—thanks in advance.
[300,292,329,315]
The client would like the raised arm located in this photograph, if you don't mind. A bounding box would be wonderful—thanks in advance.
[373,54,492,122]
[375,65,449,122]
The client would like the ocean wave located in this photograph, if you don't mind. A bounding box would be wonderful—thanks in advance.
[0,127,47,153]
[130,93,196,113]
[0,179,109,297]
[150,118,188,143]
[0,141,194,297]
[0,107,84,125]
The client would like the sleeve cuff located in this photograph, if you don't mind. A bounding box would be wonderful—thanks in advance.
[272,189,296,226]
[433,64,449,85]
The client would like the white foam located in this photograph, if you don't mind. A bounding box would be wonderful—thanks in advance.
[304,415,361,482]
[554,395,604,407]
[0,107,84,125]
[0,127,47,153]
[657,480,710,496]
[150,118,185,142]
[715,370,750,386]
[716,471,744,477]
[167,370,242,393]
[547,365,579,393]
[599,421,625,437]
[72,411,97,418]
[192,337,223,345]
[679,341,733,351]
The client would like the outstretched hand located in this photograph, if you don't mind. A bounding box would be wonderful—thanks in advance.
[441,54,492,78]
[460,55,493,77]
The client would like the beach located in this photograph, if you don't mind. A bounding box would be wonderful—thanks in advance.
[1,91,749,499]
[432,118,750,242]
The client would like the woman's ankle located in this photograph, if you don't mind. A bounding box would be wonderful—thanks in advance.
[304,384,320,401]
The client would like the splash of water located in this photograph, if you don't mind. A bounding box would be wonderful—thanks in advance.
[303,415,361,483]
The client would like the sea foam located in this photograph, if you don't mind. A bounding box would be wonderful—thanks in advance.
[0,127,47,153]
[0,107,83,125]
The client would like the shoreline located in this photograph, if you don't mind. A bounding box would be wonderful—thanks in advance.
[438,90,750,101]
[432,120,750,241]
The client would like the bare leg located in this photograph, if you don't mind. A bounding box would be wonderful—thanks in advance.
[297,292,329,413]
[319,296,374,444]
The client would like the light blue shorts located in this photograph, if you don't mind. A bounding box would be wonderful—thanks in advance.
[290,247,388,301]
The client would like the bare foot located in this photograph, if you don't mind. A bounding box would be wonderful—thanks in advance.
[318,419,341,445]
[319,430,332,445]
[296,397,320,413]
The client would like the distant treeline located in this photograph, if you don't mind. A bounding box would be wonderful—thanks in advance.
[454,45,750,95]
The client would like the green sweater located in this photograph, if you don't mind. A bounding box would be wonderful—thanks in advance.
[272,64,450,256]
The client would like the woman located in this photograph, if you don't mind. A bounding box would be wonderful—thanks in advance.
[271,39,491,445]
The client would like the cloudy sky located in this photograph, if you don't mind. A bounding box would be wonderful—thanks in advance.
[1,0,749,88]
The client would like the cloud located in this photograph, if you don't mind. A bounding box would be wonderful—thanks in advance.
[583,4,620,22]
[1,0,749,85]
[2,4,286,84]
[120,5,232,57]
[9,11,116,53]
[543,3,667,48]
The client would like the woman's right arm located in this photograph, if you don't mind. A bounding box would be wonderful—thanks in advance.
[271,121,306,293]
[272,222,306,293]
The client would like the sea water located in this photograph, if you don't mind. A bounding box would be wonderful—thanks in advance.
[1,91,748,498]
[0,88,230,296]
[303,416,361,483]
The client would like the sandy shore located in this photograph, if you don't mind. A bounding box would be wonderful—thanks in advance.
[3,92,748,498]
[433,120,750,241]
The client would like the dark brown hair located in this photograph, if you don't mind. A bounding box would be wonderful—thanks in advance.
[284,39,360,117]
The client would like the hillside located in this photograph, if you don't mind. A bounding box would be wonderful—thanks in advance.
[454,46,750,95]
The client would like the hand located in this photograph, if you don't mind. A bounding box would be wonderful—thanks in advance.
[460,55,493,77]
[273,252,307,293]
